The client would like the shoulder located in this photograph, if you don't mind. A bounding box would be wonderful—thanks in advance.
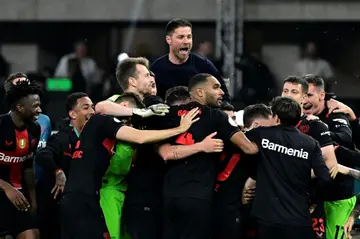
[50,127,72,140]
[329,112,350,124]
[309,119,329,129]
[28,121,41,137]
[150,55,168,69]
[190,52,208,62]
[191,53,211,66]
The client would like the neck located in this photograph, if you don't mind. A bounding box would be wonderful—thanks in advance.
[314,102,326,115]
[190,96,206,106]
[10,111,25,128]
[168,52,188,65]
[125,89,144,100]
[70,120,83,133]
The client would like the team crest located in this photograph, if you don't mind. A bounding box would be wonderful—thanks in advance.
[18,139,27,149]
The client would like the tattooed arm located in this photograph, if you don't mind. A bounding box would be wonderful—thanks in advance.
[336,164,360,180]
[156,132,224,161]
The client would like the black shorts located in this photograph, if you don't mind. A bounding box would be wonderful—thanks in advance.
[0,191,37,237]
[257,221,313,239]
[311,202,326,239]
[60,194,109,239]
[163,197,212,239]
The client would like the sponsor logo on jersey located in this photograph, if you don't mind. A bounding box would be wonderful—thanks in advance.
[0,152,33,163]
[320,131,331,136]
[261,138,309,159]
[18,139,27,149]
[37,140,46,149]
[333,118,348,125]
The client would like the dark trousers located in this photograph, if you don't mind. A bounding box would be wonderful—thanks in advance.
[36,182,61,239]
[257,222,313,239]
[212,205,241,239]
[60,194,109,239]
[163,197,212,239]
[123,204,162,239]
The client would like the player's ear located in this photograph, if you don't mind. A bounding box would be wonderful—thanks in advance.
[320,90,325,101]
[69,110,76,120]
[16,103,24,113]
[128,77,136,88]
[195,88,203,97]
[166,35,171,45]
[273,114,280,124]
[119,101,128,108]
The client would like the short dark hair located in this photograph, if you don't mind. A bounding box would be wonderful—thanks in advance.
[66,92,88,113]
[115,57,150,90]
[116,92,145,108]
[283,76,309,94]
[165,86,191,106]
[270,96,301,126]
[243,104,272,128]
[220,102,235,111]
[4,72,29,93]
[165,18,192,35]
[188,73,212,92]
[6,80,42,111]
[303,74,325,90]
[143,95,164,107]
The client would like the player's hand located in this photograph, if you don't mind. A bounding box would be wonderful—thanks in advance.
[344,215,355,239]
[200,132,224,153]
[178,108,200,132]
[52,170,66,199]
[327,99,357,120]
[306,115,319,121]
[242,187,256,204]
[133,104,170,118]
[309,204,317,214]
[3,184,30,211]
[149,104,170,116]
[334,164,350,176]
[329,164,340,179]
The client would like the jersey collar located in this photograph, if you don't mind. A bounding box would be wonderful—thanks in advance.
[69,124,80,137]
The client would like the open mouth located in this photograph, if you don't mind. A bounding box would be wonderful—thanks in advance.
[179,47,189,54]
[33,115,39,121]
[85,114,93,121]
[303,103,312,110]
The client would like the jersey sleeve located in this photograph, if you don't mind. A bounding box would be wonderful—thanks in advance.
[311,141,332,184]
[214,110,240,141]
[35,131,68,173]
[309,120,333,148]
[91,114,125,139]
[328,113,353,147]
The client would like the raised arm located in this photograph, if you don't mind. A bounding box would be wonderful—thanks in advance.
[116,108,199,144]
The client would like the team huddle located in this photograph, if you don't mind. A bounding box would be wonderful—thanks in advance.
[2,18,360,239]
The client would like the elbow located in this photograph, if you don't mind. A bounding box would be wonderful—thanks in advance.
[243,143,258,155]
[95,101,107,114]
